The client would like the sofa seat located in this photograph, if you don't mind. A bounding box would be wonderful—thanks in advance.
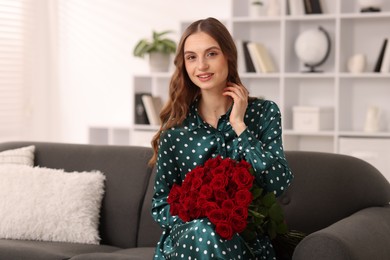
[69,247,155,259]
[0,239,121,260]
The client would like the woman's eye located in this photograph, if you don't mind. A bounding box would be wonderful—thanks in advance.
[207,52,217,57]
[186,55,196,60]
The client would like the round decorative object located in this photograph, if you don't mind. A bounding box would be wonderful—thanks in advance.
[294,26,331,72]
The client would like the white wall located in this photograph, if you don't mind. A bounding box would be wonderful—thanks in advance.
[46,0,230,143]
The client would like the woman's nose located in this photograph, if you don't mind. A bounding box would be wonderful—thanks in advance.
[197,58,209,70]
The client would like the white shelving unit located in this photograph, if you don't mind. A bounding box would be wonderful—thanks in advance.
[92,0,390,174]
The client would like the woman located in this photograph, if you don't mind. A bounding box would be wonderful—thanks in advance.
[150,17,293,259]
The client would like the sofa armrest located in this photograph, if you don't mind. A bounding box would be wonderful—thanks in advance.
[292,206,390,260]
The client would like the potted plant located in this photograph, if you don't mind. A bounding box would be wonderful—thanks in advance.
[133,30,177,72]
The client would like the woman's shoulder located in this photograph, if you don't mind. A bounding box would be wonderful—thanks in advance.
[248,97,280,111]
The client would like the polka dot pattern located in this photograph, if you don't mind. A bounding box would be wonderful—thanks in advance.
[152,99,293,259]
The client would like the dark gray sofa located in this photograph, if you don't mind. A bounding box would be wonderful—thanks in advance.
[0,141,389,260]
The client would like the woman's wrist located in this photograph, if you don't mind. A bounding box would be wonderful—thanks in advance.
[232,122,247,136]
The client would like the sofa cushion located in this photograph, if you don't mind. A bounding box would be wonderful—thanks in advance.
[0,145,35,166]
[0,142,155,248]
[0,239,120,260]
[0,164,105,244]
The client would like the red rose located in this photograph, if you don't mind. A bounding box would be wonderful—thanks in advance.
[210,174,228,190]
[231,206,248,220]
[214,189,229,202]
[178,209,190,222]
[207,208,229,224]
[199,184,213,199]
[229,214,247,233]
[191,176,203,191]
[167,184,181,204]
[234,189,253,207]
[204,156,221,169]
[221,199,235,210]
[202,201,219,212]
[231,168,254,189]
[169,202,181,216]
[215,221,234,240]
[211,165,225,175]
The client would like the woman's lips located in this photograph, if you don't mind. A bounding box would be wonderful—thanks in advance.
[197,73,213,82]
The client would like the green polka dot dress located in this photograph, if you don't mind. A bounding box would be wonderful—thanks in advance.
[152,98,293,259]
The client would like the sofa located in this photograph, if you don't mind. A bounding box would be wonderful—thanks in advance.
[0,141,389,260]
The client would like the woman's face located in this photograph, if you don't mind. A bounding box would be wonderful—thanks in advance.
[183,31,229,92]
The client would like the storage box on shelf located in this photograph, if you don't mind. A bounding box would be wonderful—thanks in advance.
[293,106,334,131]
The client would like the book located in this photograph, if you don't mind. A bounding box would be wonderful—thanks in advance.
[134,93,150,125]
[304,0,322,14]
[289,0,305,15]
[246,42,262,73]
[374,38,388,72]
[242,41,256,73]
[303,0,312,14]
[310,0,322,14]
[141,95,163,125]
[380,38,390,73]
[247,42,276,73]
[235,39,246,73]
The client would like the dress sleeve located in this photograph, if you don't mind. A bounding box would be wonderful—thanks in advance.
[235,101,293,196]
[151,131,183,229]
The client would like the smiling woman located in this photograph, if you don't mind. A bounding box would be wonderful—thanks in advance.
[149,17,293,260]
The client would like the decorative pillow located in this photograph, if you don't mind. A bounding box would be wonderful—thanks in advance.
[0,164,106,244]
[0,145,35,166]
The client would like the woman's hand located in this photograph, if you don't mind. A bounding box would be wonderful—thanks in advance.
[222,82,248,136]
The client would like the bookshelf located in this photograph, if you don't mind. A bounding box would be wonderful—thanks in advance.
[90,0,390,177]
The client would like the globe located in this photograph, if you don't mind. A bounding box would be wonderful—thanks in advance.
[294,26,331,72]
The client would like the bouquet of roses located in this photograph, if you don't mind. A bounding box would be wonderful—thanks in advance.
[167,156,289,241]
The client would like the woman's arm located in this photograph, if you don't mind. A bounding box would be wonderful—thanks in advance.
[236,100,293,196]
[151,131,183,229]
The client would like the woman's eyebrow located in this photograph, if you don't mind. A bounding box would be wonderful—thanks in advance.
[184,46,221,55]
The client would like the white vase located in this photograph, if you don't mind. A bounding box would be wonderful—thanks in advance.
[358,0,383,11]
[267,0,280,17]
[248,1,265,17]
[347,54,366,73]
[149,52,170,73]
[364,106,381,132]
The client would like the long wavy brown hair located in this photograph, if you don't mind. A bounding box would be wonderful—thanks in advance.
[149,17,244,165]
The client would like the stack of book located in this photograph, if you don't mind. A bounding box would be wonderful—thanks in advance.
[236,40,276,73]
[374,38,390,73]
[134,93,163,125]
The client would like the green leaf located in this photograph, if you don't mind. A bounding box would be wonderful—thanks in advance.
[261,192,276,208]
[269,203,284,223]
[251,186,263,200]
[267,220,277,239]
[276,222,288,234]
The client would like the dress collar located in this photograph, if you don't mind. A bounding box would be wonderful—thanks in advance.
[186,99,233,131]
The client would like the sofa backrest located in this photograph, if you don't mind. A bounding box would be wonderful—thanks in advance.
[280,151,390,234]
[0,142,154,249]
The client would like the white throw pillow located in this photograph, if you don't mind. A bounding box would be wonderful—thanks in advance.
[0,164,106,244]
[0,145,35,166]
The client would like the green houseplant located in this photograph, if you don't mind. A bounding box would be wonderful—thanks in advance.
[133,30,177,72]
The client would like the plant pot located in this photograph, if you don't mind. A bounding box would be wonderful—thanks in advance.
[149,52,171,73]
[248,1,265,17]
